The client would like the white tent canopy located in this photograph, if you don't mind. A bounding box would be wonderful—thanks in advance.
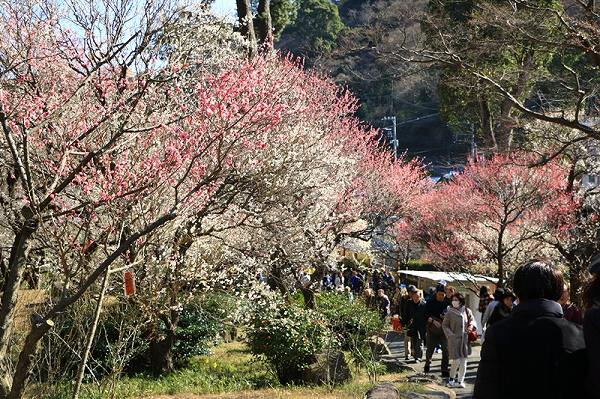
[399,270,498,284]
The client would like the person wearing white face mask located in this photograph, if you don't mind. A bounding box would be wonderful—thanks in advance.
[442,292,475,388]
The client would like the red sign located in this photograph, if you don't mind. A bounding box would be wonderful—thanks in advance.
[124,271,136,296]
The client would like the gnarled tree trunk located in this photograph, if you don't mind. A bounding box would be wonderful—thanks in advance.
[0,219,38,399]
[150,313,179,376]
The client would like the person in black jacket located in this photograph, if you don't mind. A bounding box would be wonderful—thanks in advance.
[405,286,427,362]
[424,284,450,377]
[399,288,412,361]
[584,256,600,399]
[486,289,515,327]
[474,260,587,399]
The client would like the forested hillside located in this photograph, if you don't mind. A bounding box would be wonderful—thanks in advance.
[272,0,458,156]
[253,0,600,160]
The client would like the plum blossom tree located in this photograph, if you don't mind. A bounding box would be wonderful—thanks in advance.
[0,0,357,395]
[410,154,576,286]
[0,1,432,395]
[129,54,429,370]
[222,144,430,307]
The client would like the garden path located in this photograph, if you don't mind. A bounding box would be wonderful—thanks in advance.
[384,330,480,399]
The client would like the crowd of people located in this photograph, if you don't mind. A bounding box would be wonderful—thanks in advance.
[319,266,474,387]
[400,282,473,387]
[316,260,600,397]
[320,267,396,319]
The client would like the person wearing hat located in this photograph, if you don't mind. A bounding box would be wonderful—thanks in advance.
[404,285,426,362]
[423,283,451,377]
[584,256,600,398]
[474,260,587,399]
[486,289,515,327]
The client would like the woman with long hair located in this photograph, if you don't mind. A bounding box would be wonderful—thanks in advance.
[584,257,600,398]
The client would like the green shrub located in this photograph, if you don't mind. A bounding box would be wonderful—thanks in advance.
[316,292,384,350]
[246,304,339,384]
[315,292,385,375]
[173,303,221,362]
[405,259,435,270]
[173,292,236,364]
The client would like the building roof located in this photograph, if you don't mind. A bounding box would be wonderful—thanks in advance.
[399,270,498,284]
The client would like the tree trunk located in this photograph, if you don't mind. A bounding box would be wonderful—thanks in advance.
[496,226,505,288]
[7,319,52,399]
[150,300,180,377]
[256,0,273,46]
[236,0,257,54]
[478,96,497,150]
[497,255,504,288]
[149,328,177,376]
[0,219,38,398]
[267,266,290,301]
[495,55,532,152]
[300,286,316,309]
[494,95,518,152]
[72,269,111,399]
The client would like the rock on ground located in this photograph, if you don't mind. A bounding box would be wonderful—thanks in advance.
[368,335,393,360]
[302,351,352,385]
[364,383,455,399]
[365,383,400,399]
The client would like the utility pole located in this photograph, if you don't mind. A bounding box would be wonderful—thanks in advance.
[382,116,397,160]
[471,123,477,160]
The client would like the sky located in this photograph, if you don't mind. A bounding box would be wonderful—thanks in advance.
[211,0,236,17]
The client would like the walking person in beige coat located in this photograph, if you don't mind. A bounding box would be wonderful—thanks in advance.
[442,292,475,388]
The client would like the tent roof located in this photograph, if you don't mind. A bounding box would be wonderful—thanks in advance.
[399,270,498,284]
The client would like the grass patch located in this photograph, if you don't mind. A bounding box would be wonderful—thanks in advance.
[30,341,421,399]
[30,341,277,399]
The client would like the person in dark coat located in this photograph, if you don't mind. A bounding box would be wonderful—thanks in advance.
[424,284,450,377]
[372,270,382,292]
[399,288,413,360]
[405,286,426,362]
[486,289,515,327]
[383,269,395,293]
[478,285,494,314]
[474,260,587,399]
[584,256,600,399]
[350,270,363,293]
